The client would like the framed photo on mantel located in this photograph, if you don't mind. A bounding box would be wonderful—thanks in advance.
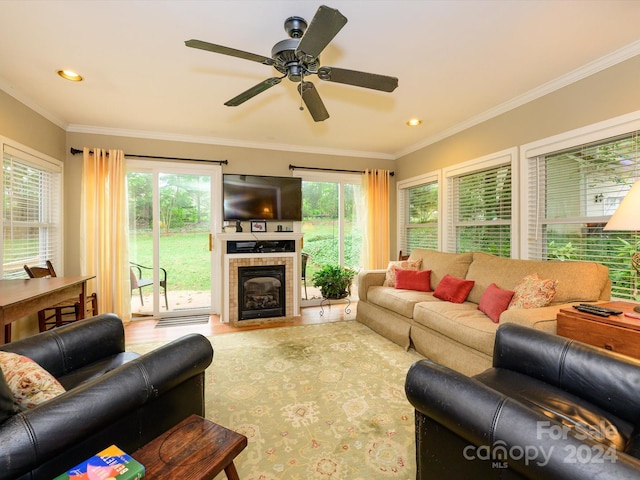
[251,220,267,233]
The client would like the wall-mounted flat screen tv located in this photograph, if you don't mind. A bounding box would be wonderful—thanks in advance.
[223,174,302,221]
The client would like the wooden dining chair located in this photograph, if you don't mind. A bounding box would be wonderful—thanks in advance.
[398,250,410,261]
[23,260,98,332]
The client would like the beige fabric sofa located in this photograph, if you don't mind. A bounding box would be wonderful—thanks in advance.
[356,249,611,376]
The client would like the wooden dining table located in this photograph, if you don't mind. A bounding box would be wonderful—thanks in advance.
[0,276,95,344]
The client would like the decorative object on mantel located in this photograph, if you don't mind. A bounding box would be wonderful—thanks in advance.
[312,264,357,316]
[604,179,640,312]
[250,220,267,233]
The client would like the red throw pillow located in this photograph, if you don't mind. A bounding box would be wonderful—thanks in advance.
[395,269,432,292]
[478,283,515,323]
[433,274,475,303]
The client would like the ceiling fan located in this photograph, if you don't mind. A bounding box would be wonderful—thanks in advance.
[185,5,398,122]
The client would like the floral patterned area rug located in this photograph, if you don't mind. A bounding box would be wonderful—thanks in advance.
[131,320,423,480]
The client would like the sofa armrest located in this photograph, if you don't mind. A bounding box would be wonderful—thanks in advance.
[494,323,640,423]
[499,304,563,332]
[0,333,213,480]
[0,314,125,378]
[357,269,386,302]
[405,359,640,480]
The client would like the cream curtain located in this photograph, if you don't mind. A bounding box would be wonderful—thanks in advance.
[80,148,131,320]
[362,169,390,269]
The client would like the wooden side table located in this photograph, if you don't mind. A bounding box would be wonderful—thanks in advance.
[557,301,640,360]
[132,414,247,480]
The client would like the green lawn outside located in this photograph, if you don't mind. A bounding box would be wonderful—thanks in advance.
[129,232,211,291]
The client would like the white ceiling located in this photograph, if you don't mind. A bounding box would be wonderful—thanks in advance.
[1,1,640,160]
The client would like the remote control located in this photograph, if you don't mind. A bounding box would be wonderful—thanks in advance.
[573,305,610,317]
[578,304,623,315]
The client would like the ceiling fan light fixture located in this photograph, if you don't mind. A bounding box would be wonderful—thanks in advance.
[57,69,83,82]
[406,118,422,127]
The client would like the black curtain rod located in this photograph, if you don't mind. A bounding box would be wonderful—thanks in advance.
[289,164,394,176]
[70,147,228,165]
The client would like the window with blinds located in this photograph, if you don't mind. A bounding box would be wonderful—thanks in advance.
[447,163,512,257]
[398,176,439,256]
[2,143,62,278]
[527,131,640,300]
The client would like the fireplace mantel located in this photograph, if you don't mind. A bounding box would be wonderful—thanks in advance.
[215,233,303,324]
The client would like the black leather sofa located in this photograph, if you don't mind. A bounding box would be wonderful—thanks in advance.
[405,323,640,479]
[0,313,213,480]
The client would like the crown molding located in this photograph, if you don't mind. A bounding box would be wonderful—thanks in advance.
[0,76,69,130]
[65,124,396,160]
[395,39,640,159]
[5,38,640,163]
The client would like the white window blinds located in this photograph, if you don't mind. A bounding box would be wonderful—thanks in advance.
[398,179,439,255]
[2,143,62,278]
[527,131,640,300]
[447,163,512,257]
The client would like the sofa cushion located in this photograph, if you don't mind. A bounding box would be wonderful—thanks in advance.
[465,252,610,304]
[409,249,474,291]
[413,301,498,356]
[383,259,422,287]
[433,275,475,303]
[367,286,436,319]
[0,351,66,409]
[478,283,515,323]
[508,273,558,309]
[395,269,432,292]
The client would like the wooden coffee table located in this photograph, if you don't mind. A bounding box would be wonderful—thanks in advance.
[132,414,247,480]
[557,301,640,360]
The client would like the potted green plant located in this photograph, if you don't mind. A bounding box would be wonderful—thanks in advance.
[312,264,357,299]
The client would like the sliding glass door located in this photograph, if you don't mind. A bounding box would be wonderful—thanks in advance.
[127,161,220,318]
[297,172,363,304]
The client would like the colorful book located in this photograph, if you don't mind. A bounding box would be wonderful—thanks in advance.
[53,445,144,480]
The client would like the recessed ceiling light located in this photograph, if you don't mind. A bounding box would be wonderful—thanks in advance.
[57,70,83,82]
[406,118,422,127]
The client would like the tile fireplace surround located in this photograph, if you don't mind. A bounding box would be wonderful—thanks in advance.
[217,233,303,326]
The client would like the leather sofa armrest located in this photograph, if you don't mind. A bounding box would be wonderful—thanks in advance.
[494,323,640,423]
[0,333,213,480]
[0,314,125,378]
[357,269,386,302]
[405,359,640,480]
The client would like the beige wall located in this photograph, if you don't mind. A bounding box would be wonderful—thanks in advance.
[396,55,640,177]
[64,132,396,275]
[392,54,640,255]
[0,90,66,340]
[0,90,66,159]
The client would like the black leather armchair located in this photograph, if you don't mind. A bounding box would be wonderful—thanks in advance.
[0,313,213,480]
[405,323,640,479]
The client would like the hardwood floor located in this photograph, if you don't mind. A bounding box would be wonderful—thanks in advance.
[124,302,357,344]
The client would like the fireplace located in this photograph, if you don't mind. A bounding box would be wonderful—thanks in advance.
[219,232,302,325]
[238,265,286,320]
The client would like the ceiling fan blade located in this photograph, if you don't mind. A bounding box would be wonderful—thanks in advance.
[298,81,329,122]
[225,77,282,107]
[185,39,274,66]
[295,6,347,61]
[317,66,398,92]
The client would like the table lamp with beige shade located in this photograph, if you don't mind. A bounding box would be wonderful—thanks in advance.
[604,179,640,312]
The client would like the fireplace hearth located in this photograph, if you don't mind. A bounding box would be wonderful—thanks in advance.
[238,265,286,320]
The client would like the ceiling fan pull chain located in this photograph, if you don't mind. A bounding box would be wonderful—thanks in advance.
[299,73,305,111]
